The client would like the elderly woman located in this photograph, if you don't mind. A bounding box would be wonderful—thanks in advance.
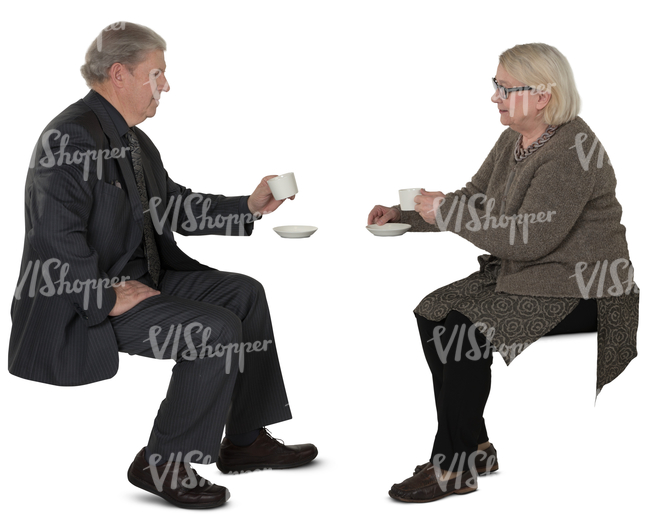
[367,43,639,503]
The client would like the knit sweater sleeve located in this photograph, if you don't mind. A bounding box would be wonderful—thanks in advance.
[434,136,597,261]
[398,138,499,232]
[396,206,440,232]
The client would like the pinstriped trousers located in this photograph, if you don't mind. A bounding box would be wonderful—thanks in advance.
[109,269,292,463]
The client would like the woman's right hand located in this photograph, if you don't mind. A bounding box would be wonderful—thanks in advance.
[367,205,401,226]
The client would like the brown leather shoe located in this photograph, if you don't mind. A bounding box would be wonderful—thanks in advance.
[127,448,229,509]
[390,465,477,503]
[413,444,499,476]
[217,428,317,473]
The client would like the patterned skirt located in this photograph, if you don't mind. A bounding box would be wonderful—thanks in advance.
[414,255,639,395]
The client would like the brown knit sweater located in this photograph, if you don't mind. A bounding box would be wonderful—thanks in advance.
[398,116,638,299]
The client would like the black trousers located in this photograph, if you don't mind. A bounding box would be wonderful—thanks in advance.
[109,269,293,463]
[415,299,597,472]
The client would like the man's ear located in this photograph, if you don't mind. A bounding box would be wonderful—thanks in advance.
[108,62,128,89]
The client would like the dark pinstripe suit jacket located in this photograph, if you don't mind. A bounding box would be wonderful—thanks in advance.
[9,90,254,386]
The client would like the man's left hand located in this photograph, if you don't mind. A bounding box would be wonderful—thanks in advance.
[247,175,295,216]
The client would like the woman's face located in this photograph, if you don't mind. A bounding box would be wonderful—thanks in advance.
[491,64,545,131]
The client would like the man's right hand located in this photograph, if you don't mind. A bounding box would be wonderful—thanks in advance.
[367,205,401,226]
[109,280,161,317]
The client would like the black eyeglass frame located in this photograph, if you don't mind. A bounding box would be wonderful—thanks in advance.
[492,77,535,100]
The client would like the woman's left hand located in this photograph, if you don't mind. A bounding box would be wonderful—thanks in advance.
[414,189,446,224]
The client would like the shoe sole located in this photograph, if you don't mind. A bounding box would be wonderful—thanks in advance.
[477,463,499,475]
[388,486,477,503]
[127,465,229,509]
[217,449,318,474]
[414,463,499,476]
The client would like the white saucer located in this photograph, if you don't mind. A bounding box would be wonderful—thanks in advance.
[273,226,318,238]
[366,223,411,236]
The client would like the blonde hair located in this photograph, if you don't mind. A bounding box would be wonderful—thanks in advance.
[499,43,580,126]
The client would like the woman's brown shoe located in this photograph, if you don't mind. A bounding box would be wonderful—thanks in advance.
[389,465,477,503]
[413,444,499,476]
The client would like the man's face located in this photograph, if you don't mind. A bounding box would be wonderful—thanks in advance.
[121,49,169,126]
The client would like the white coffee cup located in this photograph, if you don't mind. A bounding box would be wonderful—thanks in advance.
[399,188,423,211]
[268,172,298,200]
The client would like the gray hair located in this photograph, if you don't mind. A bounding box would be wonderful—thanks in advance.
[80,22,166,87]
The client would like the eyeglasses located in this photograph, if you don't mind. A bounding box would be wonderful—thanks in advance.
[492,77,534,100]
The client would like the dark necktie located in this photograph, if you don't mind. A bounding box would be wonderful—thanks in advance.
[126,129,161,287]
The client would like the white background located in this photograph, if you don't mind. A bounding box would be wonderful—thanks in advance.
[1,1,648,520]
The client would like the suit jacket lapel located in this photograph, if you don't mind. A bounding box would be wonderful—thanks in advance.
[82,91,144,229]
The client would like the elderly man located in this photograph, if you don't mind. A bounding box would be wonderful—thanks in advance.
[9,22,316,509]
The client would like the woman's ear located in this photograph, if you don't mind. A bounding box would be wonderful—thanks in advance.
[537,91,551,110]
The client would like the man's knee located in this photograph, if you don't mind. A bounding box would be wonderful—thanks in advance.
[232,273,265,300]
[228,274,268,315]
[173,309,241,361]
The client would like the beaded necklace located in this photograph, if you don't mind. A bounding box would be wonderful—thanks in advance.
[514,124,558,162]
